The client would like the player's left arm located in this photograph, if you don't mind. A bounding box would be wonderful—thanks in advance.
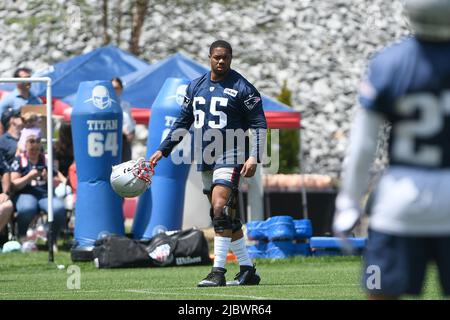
[333,52,391,236]
[241,88,267,177]
[333,108,384,235]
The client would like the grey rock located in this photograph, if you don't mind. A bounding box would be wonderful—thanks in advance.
[0,0,409,177]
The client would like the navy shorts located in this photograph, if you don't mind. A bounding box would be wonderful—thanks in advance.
[201,167,241,195]
[362,229,450,296]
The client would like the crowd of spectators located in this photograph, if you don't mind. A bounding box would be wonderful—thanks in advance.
[0,70,134,250]
[0,68,75,249]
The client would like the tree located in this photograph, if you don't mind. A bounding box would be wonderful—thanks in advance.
[114,1,123,45]
[277,80,300,174]
[129,0,149,55]
[102,0,111,45]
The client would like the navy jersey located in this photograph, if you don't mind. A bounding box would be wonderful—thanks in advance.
[158,69,267,171]
[10,153,56,198]
[360,37,450,169]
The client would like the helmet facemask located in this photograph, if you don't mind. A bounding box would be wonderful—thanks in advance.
[110,158,155,198]
[132,158,155,184]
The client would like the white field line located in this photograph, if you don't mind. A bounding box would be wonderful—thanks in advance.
[0,289,282,300]
[0,289,284,300]
[0,283,359,299]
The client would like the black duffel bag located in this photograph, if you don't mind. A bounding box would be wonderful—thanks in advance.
[145,228,211,267]
[93,228,211,268]
[93,235,152,268]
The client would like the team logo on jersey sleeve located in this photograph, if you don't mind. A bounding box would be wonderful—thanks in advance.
[175,84,188,105]
[181,96,191,110]
[244,93,261,110]
[224,88,238,97]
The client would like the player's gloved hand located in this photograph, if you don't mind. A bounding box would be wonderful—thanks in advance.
[332,194,361,237]
[149,150,163,167]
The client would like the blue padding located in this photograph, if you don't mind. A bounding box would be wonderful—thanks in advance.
[294,219,313,239]
[310,237,367,249]
[247,242,267,259]
[265,216,295,241]
[72,81,124,247]
[294,242,311,256]
[266,240,295,259]
[246,221,267,241]
[132,78,191,240]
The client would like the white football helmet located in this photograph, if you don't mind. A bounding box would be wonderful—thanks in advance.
[110,158,154,198]
[404,0,450,41]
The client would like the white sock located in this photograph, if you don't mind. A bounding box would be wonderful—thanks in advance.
[213,236,232,269]
[230,237,253,267]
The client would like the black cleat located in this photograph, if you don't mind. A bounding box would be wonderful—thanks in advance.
[226,265,261,286]
[198,267,227,287]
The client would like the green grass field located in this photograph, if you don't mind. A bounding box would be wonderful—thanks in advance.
[0,252,444,300]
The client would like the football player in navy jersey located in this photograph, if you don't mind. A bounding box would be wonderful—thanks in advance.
[333,0,450,299]
[150,40,266,287]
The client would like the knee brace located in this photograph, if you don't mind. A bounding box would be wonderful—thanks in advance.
[210,187,240,233]
[228,189,243,232]
[211,211,233,233]
[231,219,242,233]
[225,188,238,215]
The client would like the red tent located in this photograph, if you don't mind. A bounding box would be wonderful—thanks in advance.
[130,109,301,129]
[1,90,301,129]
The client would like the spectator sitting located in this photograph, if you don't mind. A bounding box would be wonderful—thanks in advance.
[16,113,42,155]
[112,77,136,162]
[0,68,42,134]
[10,129,66,243]
[0,107,24,165]
[17,127,42,157]
[0,151,14,247]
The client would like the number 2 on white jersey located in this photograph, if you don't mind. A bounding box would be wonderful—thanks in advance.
[392,91,450,166]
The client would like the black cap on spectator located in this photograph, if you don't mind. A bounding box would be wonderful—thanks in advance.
[1,107,21,129]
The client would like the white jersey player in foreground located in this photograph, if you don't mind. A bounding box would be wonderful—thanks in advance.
[333,0,450,299]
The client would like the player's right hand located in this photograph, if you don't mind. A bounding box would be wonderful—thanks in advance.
[149,150,163,167]
[332,194,360,237]
[333,208,360,236]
